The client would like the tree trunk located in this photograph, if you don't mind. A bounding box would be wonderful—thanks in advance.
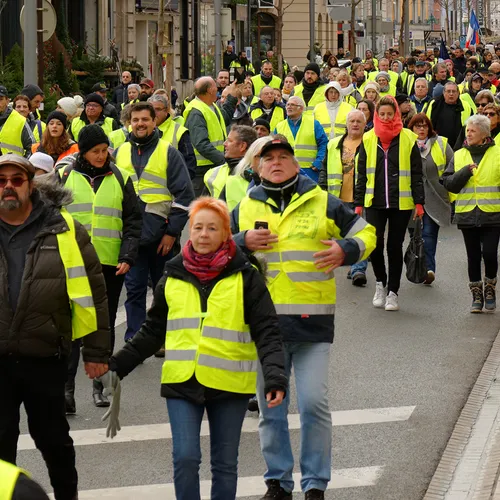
[350,0,356,57]
[399,0,406,55]
[276,0,283,78]
[445,0,451,43]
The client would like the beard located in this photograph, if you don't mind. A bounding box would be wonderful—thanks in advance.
[0,188,21,211]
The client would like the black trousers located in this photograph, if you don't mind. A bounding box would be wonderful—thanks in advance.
[365,208,412,294]
[68,264,124,384]
[461,226,500,282]
[0,356,77,500]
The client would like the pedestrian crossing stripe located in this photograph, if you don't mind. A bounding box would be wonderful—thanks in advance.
[47,466,383,499]
[19,406,415,450]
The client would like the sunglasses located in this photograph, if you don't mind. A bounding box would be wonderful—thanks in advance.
[0,177,28,188]
[484,112,497,117]
[477,103,489,107]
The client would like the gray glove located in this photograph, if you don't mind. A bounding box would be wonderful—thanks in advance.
[97,371,121,439]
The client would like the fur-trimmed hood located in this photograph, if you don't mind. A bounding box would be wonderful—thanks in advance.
[32,172,73,208]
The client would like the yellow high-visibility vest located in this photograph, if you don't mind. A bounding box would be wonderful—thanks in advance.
[0,110,26,156]
[115,140,172,204]
[453,146,500,213]
[183,98,227,167]
[426,99,472,126]
[57,209,98,340]
[162,273,258,394]
[0,460,30,499]
[250,105,285,132]
[275,115,318,169]
[237,184,375,315]
[251,74,282,96]
[204,164,249,210]
[326,135,345,197]
[158,116,188,149]
[71,117,115,141]
[313,101,353,138]
[293,83,327,114]
[362,128,417,210]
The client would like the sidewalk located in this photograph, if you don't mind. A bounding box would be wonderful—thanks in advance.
[424,326,500,500]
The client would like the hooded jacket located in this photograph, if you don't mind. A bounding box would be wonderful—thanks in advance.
[0,177,110,361]
[109,247,287,403]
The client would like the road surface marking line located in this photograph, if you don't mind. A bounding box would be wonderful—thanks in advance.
[48,466,384,499]
[19,406,415,450]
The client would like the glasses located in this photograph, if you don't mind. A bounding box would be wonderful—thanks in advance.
[86,104,101,109]
[0,177,28,188]
[414,124,429,128]
[477,103,489,107]
[484,112,497,117]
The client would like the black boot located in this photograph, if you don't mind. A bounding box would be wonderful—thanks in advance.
[469,281,484,313]
[65,380,76,415]
[260,480,292,499]
[92,379,110,408]
[484,277,497,312]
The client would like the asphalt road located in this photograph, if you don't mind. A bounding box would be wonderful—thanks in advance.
[16,225,500,500]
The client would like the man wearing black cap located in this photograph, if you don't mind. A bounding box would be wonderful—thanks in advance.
[70,93,120,141]
[231,137,376,500]
[0,86,33,157]
[290,63,326,114]
[478,66,497,93]
[253,117,271,137]
[91,82,120,121]
[0,154,110,500]
[406,60,431,96]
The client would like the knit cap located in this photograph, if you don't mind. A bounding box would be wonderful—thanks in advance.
[30,152,55,173]
[363,82,380,94]
[375,71,391,83]
[304,62,321,77]
[252,118,271,133]
[57,97,78,118]
[78,125,109,155]
[84,93,105,108]
[21,84,44,100]
[46,110,68,129]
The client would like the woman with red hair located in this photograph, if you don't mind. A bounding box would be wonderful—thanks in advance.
[355,95,425,311]
[104,197,287,500]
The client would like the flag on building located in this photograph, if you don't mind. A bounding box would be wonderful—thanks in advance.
[465,9,481,47]
[439,38,449,61]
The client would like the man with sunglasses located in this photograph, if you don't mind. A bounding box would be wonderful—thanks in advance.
[0,154,110,499]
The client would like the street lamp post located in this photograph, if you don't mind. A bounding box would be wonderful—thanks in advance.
[309,0,315,62]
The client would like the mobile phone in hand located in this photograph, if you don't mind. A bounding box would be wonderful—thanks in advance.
[254,221,269,230]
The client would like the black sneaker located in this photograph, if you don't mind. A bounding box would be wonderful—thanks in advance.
[260,479,293,499]
[304,489,324,500]
[351,271,367,287]
[248,396,259,412]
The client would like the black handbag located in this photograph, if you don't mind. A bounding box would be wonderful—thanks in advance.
[404,217,427,284]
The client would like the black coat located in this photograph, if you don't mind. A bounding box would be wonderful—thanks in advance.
[109,248,287,403]
[0,180,110,361]
[355,134,425,209]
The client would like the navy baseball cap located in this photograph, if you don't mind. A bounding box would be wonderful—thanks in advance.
[260,138,294,157]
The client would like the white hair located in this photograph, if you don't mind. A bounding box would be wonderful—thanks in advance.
[466,114,491,137]
[347,109,366,124]
[288,96,305,109]
[234,136,274,178]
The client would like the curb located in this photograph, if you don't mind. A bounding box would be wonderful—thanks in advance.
[424,327,500,499]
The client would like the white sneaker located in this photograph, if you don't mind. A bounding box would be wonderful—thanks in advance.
[385,291,399,311]
[373,282,387,308]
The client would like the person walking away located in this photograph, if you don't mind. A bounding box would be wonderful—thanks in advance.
[105,197,287,500]
[31,111,79,163]
[114,102,194,343]
[57,124,141,410]
[231,138,376,499]
[408,113,452,284]
[0,154,110,500]
[184,78,239,196]
[320,109,370,286]
[442,114,500,313]
[355,96,425,311]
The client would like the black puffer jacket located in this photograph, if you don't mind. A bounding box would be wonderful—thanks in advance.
[355,134,425,209]
[0,178,110,361]
[109,247,288,403]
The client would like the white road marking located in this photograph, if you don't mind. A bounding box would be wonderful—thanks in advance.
[19,406,415,450]
[48,466,383,499]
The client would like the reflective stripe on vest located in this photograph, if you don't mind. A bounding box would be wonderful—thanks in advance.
[204,164,230,197]
[251,74,282,95]
[163,273,258,393]
[362,128,417,210]
[57,209,98,340]
[238,186,338,312]
[183,98,227,167]
[293,84,327,114]
[0,459,30,499]
[115,140,173,204]
[313,101,353,138]
[0,110,26,156]
[61,169,125,266]
[326,135,345,197]
[275,115,318,168]
[453,146,500,213]
[250,106,285,132]
[158,117,188,149]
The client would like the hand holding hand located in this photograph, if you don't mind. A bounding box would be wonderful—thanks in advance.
[313,240,345,273]
[354,206,363,216]
[157,234,176,256]
[244,229,279,252]
[266,390,285,408]
[414,204,425,219]
[84,362,108,379]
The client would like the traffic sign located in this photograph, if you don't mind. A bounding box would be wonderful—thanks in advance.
[20,0,57,43]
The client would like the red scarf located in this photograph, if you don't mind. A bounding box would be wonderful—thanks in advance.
[373,96,403,151]
[182,239,237,284]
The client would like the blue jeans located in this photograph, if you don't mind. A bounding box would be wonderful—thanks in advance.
[166,397,249,500]
[257,342,332,493]
[124,241,178,340]
[347,203,368,275]
[422,212,440,273]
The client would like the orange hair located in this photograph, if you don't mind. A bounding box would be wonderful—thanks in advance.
[189,197,232,238]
